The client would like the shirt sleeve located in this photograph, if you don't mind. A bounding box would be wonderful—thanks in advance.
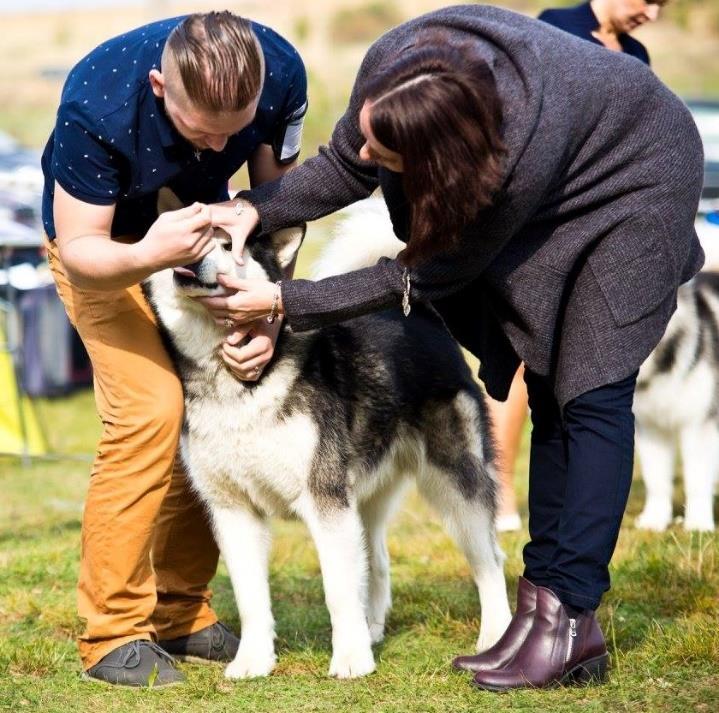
[50,102,121,205]
[238,40,386,231]
[270,58,308,165]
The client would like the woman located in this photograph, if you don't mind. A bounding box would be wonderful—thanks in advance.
[488,0,668,535]
[206,5,703,691]
[539,0,666,62]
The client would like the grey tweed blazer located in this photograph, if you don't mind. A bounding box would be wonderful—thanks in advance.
[242,4,704,407]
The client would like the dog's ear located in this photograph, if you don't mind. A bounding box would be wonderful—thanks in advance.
[271,224,306,269]
[157,187,185,215]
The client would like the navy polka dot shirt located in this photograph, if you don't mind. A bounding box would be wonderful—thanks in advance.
[41,16,307,239]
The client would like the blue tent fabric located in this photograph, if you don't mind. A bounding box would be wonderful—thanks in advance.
[19,284,91,396]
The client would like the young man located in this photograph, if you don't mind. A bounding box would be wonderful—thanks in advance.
[41,11,307,687]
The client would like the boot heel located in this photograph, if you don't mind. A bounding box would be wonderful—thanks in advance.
[569,654,609,684]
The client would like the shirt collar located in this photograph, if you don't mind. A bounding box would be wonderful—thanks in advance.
[578,2,638,53]
[577,2,601,31]
[150,93,184,150]
[145,91,199,162]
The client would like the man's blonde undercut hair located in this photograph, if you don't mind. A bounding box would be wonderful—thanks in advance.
[165,11,263,113]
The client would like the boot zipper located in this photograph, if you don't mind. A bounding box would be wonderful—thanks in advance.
[567,618,577,663]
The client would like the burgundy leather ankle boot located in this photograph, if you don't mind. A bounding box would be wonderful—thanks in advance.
[471,584,608,691]
[452,576,537,673]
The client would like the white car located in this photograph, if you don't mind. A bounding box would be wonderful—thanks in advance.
[697,210,719,271]
[688,101,719,214]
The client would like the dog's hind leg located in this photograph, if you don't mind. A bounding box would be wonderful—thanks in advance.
[417,464,511,652]
[298,493,375,678]
[680,422,718,531]
[636,425,676,531]
[359,476,411,644]
[210,505,277,679]
[418,392,511,651]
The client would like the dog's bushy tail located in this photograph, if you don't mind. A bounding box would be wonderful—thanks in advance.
[312,195,404,279]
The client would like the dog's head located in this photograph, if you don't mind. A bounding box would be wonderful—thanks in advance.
[157,187,304,298]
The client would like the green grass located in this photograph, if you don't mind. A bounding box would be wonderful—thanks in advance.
[1,372,718,711]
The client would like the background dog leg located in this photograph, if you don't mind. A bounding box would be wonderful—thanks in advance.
[211,505,277,679]
[417,466,511,652]
[680,423,718,531]
[359,478,410,644]
[636,426,676,531]
[300,496,375,678]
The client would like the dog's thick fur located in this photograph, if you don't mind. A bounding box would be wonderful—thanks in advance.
[144,194,511,679]
[634,272,719,532]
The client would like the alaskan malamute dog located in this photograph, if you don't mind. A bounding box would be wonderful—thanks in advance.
[144,193,511,680]
[634,272,719,532]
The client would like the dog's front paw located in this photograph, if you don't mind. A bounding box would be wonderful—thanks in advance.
[636,505,672,532]
[683,514,715,532]
[224,641,276,680]
[329,646,376,679]
[684,499,715,532]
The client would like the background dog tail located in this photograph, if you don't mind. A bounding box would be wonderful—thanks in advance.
[312,195,404,279]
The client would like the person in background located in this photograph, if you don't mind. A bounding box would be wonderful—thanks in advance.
[491,0,667,534]
[489,366,525,533]
[539,0,667,63]
[41,11,307,687]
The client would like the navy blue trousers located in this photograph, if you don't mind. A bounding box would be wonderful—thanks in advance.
[522,369,637,611]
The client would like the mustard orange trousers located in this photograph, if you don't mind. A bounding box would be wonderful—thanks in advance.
[47,239,219,670]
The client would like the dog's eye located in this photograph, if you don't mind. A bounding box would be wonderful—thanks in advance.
[220,242,232,251]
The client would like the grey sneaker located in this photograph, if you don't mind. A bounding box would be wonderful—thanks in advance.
[82,640,185,688]
[159,622,239,664]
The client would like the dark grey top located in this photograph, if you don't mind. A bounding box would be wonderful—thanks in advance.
[241,4,704,407]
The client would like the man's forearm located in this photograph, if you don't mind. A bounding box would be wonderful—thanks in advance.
[58,234,155,291]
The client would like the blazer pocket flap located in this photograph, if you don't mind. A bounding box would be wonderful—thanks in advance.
[588,211,676,327]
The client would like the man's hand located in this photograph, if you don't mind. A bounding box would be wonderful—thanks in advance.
[211,199,260,265]
[130,202,214,271]
[221,318,282,381]
[195,274,281,325]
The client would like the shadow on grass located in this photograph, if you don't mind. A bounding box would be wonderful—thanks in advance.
[210,571,505,656]
[208,535,717,665]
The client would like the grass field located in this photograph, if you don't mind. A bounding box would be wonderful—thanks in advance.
[2,390,718,712]
[1,243,718,712]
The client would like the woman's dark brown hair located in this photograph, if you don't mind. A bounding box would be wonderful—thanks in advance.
[165,12,263,113]
[364,35,506,266]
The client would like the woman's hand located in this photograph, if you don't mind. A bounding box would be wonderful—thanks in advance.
[194,274,283,325]
[221,318,282,382]
[210,199,260,265]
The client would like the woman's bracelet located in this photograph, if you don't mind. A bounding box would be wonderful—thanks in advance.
[266,281,282,324]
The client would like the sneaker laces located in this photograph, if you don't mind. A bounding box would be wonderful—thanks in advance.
[119,640,177,669]
[210,623,231,650]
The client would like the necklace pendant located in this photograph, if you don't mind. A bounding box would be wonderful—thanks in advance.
[194,149,201,161]
[402,267,411,317]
